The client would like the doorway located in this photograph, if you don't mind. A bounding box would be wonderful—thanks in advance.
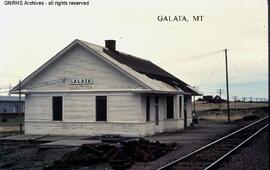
[184,96,187,128]
[155,96,159,125]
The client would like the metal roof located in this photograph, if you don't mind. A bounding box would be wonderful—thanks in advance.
[103,48,200,95]
[81,39,201,95]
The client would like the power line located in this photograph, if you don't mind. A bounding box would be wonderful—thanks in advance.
[198,55,224,86]
[228,48,267,51]
[24,79,64,90]
[0,75,24,78]
[157,50,223,64]
[9,79,64,91]
[228,60,241,73]
[0,91,10,93]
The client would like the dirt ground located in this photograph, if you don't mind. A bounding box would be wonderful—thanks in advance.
[196,107,268,124]
[0,106,268,169]
[195,102,268,111]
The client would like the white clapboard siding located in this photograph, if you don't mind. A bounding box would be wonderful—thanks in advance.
[163,119,184,131]
[158,96,166,121]
[23,45,144,91]
[108,95,141,122]
[64,95,95,122]
[25,92,141,122]
[24,119,184,136]
[25,94,52,121]
[25,121,147,137]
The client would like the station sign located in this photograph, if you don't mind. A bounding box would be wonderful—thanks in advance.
[68,78,93,85]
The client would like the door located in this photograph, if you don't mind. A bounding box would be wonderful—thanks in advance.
[154,96,160,133]
[184,96,187,128]
[155,96,159,125]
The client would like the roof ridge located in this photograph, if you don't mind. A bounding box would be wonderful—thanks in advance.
[77,39,104,49]
[78,39,152,63]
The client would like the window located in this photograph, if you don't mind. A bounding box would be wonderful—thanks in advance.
[167,96,174,119]
[155,96,159,125]
[96,96,107,121]
[53,96,62,121]
[146,96,150,122]
[179,96,182,118]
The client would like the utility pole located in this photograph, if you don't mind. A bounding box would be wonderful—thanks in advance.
[225,49,230,123]
[19,80,22,134]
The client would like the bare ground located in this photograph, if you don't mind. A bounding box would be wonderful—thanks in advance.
[0,107,268,169]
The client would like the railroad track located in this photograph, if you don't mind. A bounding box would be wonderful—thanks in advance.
[157,116,269,170]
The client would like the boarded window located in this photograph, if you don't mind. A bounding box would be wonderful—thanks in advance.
[96,96,107,121]
[167,96,174,119]
[146,96,150,122]
[53,96,62,121]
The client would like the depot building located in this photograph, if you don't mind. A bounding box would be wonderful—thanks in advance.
[11,39,201,137]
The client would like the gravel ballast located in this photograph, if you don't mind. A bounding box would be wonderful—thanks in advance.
[218,128,269,170]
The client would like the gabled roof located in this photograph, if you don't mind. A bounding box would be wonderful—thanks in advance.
[11,39,202,95]
[103,49,200,95]
[81,40,201,95]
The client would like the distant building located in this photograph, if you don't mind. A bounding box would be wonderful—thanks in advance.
[203,95,213,102]
[210,95,226,103]
[196,95,213,103]
[196,95,226,104]
[0,96,25,113]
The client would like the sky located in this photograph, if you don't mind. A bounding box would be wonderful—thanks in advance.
[0,0,268,101]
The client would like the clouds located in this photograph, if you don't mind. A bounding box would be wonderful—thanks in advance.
[0,0,267,98]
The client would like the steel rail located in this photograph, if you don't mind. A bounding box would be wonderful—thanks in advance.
[157,116,268,170]
[204,124,269,170]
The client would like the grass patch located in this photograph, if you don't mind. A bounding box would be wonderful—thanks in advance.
[199,117,227,124]
[0,117,23,127]
[0,121,22,127]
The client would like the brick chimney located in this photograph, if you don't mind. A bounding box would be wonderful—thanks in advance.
[105,40,116,51]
